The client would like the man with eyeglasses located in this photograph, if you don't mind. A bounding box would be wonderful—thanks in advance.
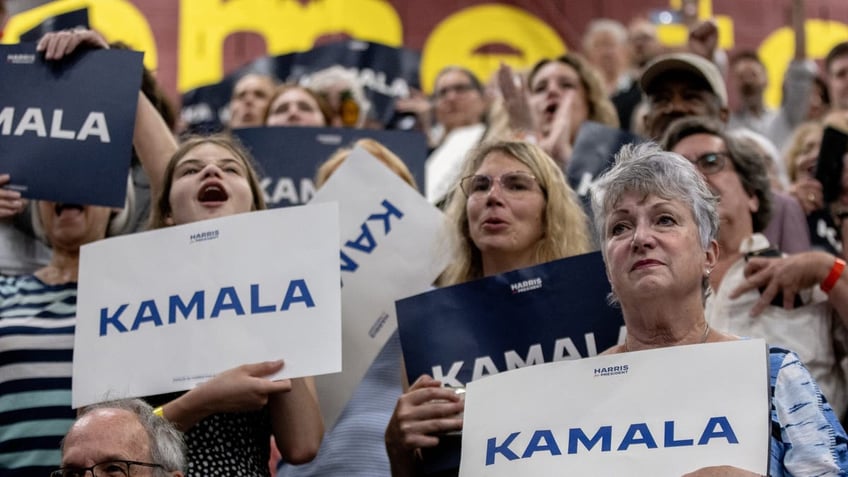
[662,115,848,421]
[52,399,185,477]
[640,51,810,257]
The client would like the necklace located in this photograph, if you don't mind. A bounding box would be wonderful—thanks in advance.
[623,322,710,352]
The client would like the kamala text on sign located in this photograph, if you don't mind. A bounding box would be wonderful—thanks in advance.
[485,417,739,465]
[98,280,316,336]
[340,199,403,274]
[432,335,606,388]
[0,107,110,142]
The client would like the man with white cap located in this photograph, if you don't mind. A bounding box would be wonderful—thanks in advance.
[640,52,729,140]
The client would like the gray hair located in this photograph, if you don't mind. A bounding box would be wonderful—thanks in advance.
[583,19,628,50]
[591,141,719,258]
[67,399,186,475]
[661,116,772,233]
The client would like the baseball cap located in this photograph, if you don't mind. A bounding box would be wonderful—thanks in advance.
[640,52,727,108]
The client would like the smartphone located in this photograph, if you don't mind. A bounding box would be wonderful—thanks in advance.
[744,248,804,308]
[815,126,848,204]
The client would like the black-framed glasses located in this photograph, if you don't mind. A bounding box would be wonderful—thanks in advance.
[460,171,542,197]
[690,151,728,175]
[50,460,164,477]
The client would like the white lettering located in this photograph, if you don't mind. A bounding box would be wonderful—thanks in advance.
[76,112,110,143]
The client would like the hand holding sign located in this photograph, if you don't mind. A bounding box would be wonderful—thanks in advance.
[681,466,764,477]
[0,174,25,218]
[386,375,464,451]
[164,360,294,430]
[36,27,108,59]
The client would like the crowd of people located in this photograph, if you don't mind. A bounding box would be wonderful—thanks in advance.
[4,1,848,475]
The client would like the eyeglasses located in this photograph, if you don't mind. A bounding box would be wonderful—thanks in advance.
[689,151,728,175]
[435,83,476,99]
[51,460,164,477]
[460,171,542,197]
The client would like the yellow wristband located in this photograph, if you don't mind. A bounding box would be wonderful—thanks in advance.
[152,406,164,418]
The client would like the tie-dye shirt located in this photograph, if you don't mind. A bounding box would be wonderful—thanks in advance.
[769,346,848,476]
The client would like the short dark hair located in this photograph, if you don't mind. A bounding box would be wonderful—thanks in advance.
[661,116,772,233]
[826,41,848,73]
[730,50,763,67]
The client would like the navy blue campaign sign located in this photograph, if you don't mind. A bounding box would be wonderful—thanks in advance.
[0,44,143,207]
[182,40,421,133]
[233,126,427,208]
[395,251,625,474]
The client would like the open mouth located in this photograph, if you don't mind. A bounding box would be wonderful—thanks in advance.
[54,203,84,215]
[198,184,228,203]
[545,103,558,115]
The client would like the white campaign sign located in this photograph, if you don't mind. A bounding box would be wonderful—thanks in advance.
[309,146,449,427]
[72,203,341,408]
[460,340,770,476]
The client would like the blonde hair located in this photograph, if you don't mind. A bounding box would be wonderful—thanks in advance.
[316,138,417,189]
[528,54,620,129]
[784,121,823,182]
[440,140,591,285]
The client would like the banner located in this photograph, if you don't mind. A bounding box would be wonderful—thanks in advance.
[308,146,449,427]
[397,252,624,387]
[459,340,770,476]
[181,40,421,132]
[233,126,428,208]
[396,252,625,474]
[0,44,142,207]
[72,203,341,408]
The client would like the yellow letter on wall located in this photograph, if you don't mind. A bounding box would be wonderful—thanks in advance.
[2,0,157,72]
[420,4,565,93]
[179,0,402,92]
[760,20,848,108]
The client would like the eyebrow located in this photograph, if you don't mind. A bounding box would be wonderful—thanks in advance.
[175,158,243,168]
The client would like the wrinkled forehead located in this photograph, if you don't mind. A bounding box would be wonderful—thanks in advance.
[62,409,150,465]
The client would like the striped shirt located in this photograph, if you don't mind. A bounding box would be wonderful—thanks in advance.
[0,275,76,477]
[277,331,403,477]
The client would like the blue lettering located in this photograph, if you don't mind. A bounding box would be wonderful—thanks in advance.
[367,199,403,234]
[250,283,276,314]
[664,421,694,447]
[344,223,377,253]
[697,416,738,445]
[521,429,561,458]
[340,250,358,272]
[131,299,163,330]
[168,291,205,323]
[281,279,315,310]
[211,286,245,317]
[485,432,520,465]
[617,423,658,451]
[568,426,612,454]
[99,304,129,336]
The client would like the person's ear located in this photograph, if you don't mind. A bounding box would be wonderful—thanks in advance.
[705,239,719,271]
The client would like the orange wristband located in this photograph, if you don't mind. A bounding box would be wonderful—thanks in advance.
[820,258,846,293]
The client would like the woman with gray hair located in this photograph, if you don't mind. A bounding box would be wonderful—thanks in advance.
[591,142,848,475]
